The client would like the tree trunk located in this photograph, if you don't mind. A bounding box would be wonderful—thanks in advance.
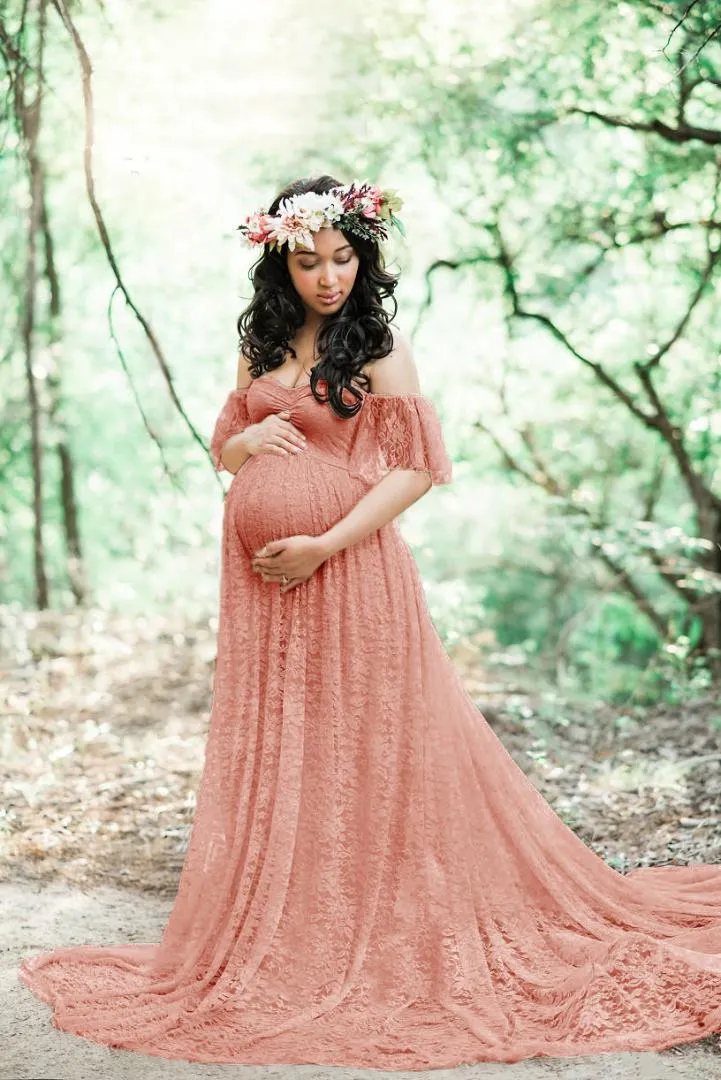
[41,183,88,604]
[694,499,721,679]
[20,0,49,608]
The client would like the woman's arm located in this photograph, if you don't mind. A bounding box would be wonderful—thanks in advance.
[318,330,434,559]
[219,432,254,474]
[318,469,431,558]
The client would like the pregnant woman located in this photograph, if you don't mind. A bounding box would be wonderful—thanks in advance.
[18,175,721,1069]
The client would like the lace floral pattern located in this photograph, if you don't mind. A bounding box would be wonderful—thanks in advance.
[365,391,453,484]
[17,376,721,1069]
[210,388,251,471]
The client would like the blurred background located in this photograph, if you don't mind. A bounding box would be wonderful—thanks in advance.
[1,0,720,890]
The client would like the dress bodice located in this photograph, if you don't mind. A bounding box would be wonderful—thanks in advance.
[210,374,453,487]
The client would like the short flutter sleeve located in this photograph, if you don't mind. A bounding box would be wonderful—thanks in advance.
[209,388,251,471]
[347,392,453,487]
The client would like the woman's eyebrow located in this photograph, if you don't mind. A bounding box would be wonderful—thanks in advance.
[296,244,354,256]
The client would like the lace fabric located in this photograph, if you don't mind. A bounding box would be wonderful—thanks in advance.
[210,388,251,471]
[16,376,721,1069]
[346,391,453,487]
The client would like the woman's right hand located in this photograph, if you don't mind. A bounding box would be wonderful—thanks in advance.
[242,410,307,458]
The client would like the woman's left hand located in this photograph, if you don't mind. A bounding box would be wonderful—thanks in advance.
[251,535,329,592]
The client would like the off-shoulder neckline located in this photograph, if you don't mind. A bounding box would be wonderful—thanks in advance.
[255,373,315,391]
[228,377,430,401]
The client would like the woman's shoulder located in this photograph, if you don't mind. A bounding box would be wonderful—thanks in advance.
[235,340,258,390]
[361,325,420,396]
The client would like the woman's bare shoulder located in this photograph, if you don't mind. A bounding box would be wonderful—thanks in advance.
[235,342,255,390]
[362,326,421,395]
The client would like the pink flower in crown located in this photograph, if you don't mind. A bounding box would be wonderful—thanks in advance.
[339,180,384,220]
[267,216,315,252]
[361,187,384,218]
[241,210,274,245]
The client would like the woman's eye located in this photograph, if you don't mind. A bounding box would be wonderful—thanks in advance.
[299,257,352,270]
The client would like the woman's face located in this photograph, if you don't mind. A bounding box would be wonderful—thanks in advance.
[286,227,360,317]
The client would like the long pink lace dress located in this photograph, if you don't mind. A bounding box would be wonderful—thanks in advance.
[18,374,721,1068]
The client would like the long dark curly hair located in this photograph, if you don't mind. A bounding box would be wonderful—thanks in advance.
[236,174,400,420]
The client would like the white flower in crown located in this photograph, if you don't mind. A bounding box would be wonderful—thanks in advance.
[284,190,344,224]
[269,191,345,252]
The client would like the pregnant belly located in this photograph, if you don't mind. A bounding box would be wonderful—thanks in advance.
[226,449,367,559]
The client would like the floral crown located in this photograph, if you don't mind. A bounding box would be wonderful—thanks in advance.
[237,179,405,253]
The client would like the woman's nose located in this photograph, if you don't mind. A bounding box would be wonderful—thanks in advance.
[319,266,338,286]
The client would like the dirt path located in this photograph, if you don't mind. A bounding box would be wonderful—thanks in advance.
[4,879,720,1080]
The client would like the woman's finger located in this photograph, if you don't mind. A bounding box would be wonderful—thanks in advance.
[259,568,290,581]
[275,435,306,454]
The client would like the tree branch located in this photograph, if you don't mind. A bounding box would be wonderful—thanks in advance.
[471,412,672,636]
[567,106,721,146]
[50,0,219,483]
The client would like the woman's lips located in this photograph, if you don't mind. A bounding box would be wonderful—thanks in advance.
[318,291,341,304]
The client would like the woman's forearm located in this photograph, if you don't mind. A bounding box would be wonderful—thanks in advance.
[219,430,254,473]
[318,470,432,558]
